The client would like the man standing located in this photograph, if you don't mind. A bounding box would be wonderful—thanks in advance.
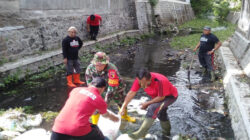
[119,68,178,139]
[51,77,119,140]
[85,52,136,124]
[62,26,85,87]
[193,26,222,81]
[87,14,102,40]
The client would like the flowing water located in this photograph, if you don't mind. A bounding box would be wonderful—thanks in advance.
[0,36,234,139]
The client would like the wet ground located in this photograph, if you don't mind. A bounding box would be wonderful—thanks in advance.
[0,35,234,139]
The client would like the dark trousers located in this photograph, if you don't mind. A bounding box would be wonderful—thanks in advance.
[66,59,81,75]
[198,52,214,71]
[146,96,177,121]
[90,25,99,40]
[51,125,105,140]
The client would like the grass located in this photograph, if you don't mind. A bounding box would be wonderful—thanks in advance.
[171,18,237,50]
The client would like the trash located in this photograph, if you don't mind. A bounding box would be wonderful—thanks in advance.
[23,97,32,102]
[116,134,134,140]
[0,131,21,140]
[127,96,149,115]
[0,109,42,132]
[97,110,121,140]
[13,129,51,140]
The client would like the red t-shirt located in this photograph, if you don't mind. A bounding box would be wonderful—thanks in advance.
[52,87,107,136]
[130,72,178,99]
[87,14,102,26]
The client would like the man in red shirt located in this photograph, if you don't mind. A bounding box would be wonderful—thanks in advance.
[87,14,102,41]
[120,68,178,139]
[51,77,119,140]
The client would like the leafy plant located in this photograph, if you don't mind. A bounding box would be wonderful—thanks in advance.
[149,0,158,7]
[213,0,230,23]
[190,0,214,17]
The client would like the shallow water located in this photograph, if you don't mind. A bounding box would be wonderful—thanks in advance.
[0,36,234,139]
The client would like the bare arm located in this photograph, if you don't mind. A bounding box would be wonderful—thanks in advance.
[87,24,90,32]
[119,91,137,115]
[208,41,222,55]
[193,42,200,52]
[141,96,165,110]
[102,110,119,122]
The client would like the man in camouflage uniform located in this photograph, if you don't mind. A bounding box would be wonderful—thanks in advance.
[85,52,136,124]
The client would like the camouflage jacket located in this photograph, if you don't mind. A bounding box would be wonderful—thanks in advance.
[85,63,125,95]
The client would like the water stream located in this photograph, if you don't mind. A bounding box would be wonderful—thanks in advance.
[0,36,234,139]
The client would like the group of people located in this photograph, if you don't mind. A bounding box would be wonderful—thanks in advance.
[51,13,221,140]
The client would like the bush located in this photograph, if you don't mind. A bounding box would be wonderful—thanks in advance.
[149,0,158,7]
[213,0,230,23]
[190,0,214,17]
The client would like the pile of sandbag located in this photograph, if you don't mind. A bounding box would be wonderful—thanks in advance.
[0,109,42,139]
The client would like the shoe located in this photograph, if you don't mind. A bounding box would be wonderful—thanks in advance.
[73,73,85,85]
[91,113,100,125]
[119,108,136,123]
[67,75,76,87]
[202,68,207,76]
[210,71,215,82]
[128,118,154,139]
[160,121,171,137]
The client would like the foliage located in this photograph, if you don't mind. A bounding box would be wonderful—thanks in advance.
[42,111,59,122]
[213,0,230,23]
[149,0,158,7]
[190,0,214,17]
[229,0,242,11]
[170,18,236,50]
[0,58,8,66]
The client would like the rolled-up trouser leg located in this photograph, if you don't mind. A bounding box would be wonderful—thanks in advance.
[204,53,214,72]
[73,59,81,74]
[66,60,74,76]
[198,53,207,69]
[146,96,177,121]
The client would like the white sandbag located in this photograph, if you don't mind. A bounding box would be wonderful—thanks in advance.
[116,134,134,140]
[127,96,149,115]
[14,129,51,140]
[0,110,42,132]
[97,110,121,140]
[0,131,21,140]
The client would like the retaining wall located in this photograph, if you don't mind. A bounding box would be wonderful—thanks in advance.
[0,0,137,62]
[135,0,194,32]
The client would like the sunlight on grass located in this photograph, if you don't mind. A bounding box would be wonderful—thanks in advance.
[171,18,236,50]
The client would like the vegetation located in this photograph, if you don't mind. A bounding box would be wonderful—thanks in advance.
[149,0,158,7]
[42,111,59,122]
[170,18,236,50]
[191,0,241,22]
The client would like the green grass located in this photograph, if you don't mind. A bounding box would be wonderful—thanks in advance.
[170,18,236,50]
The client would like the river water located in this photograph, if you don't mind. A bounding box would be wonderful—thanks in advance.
[0,36,234,139]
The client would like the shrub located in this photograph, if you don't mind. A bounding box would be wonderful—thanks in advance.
[213,0,230,23]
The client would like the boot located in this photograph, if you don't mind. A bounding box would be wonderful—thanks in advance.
[119,108,136,123]
[91,113,100,125]
[73,73,85,85]
[67,75,76,87]
[160,121,171,137]
[202,68,207,76]
[128,118,154,139]
[210,71,215,82]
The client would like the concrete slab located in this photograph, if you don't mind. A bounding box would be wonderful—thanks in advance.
[218,41,250,140]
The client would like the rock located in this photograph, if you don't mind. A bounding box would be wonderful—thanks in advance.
[13,129,50,140]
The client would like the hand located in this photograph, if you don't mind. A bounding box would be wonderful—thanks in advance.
[140,102,149,110]
[193,48,197,52]
[63,58,67,65]
[119,106,126,116]
[207,50,214,55]
[110,114,119,122]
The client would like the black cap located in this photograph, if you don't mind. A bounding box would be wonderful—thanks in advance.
[203,26,211,31]
[91,77,107,88]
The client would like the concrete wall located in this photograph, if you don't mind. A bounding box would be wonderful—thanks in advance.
[135,0,194,31]
[0,0,137,62]
[229,0,250,77]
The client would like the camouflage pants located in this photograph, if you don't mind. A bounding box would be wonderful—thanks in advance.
[103,86,126,107]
